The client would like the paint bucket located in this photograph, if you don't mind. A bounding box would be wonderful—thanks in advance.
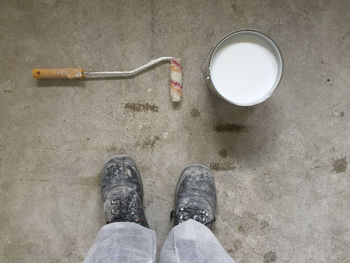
[203,30,283,106]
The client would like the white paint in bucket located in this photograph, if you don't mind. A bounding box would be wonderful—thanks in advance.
[209,31,282,106]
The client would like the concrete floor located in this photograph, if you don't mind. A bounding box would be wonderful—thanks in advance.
[1,0,350,262]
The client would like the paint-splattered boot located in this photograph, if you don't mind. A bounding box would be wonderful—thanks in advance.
[101,155,148,227]
[171,165,216,226]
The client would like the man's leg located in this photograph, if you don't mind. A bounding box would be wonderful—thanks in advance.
[159,165,235,263]
[83,222,156,263]
[159,219,234,263]
[83,155,156,263]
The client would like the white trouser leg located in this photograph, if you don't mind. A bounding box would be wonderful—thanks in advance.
[159,219,235,263]
[83,222,156,263]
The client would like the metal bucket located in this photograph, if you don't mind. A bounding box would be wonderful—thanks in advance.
[203,30,283,106]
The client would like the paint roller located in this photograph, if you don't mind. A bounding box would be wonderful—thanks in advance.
[32,57,183,102]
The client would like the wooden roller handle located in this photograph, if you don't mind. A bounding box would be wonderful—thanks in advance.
[32,68,85,79]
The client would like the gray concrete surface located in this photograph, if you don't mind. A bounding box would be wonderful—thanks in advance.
[1,0,350,262]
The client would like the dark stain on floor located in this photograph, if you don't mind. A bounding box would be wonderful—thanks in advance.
[332,157,347,173]
[210,162,236,171]
[137,136,160,149]
[191,107,200,118]
[3,90,12,93]
[231,3,237,11]
[124,102,159,112]
[333,110,345,118]
[263,251,277,263]
[238,224,245,233]
[219,149,228,158]
[214,123,247,133]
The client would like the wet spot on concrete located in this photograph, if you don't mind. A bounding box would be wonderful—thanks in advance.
[210,162,236,171]
[264,251,277,263]
[86,138,90,141]
[332,157,347,173]
[219,149,228,158]
[3,90,12,93]
[124,102,158,112]
[215,123,247,133]
[340,111,345,117]
[191,107,200,118]
[137,136,160,149]
[106,146,117,153]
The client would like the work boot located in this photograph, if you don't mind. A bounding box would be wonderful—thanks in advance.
[101,155,148,227]
[171,165,216,226]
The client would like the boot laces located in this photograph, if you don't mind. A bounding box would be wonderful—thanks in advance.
[170,205,215,225]
[108,195,141,224]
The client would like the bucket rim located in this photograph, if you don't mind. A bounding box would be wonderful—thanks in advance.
[208,29,284,106]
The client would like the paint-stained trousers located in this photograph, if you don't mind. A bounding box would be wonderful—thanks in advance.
[83,219,235,263]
